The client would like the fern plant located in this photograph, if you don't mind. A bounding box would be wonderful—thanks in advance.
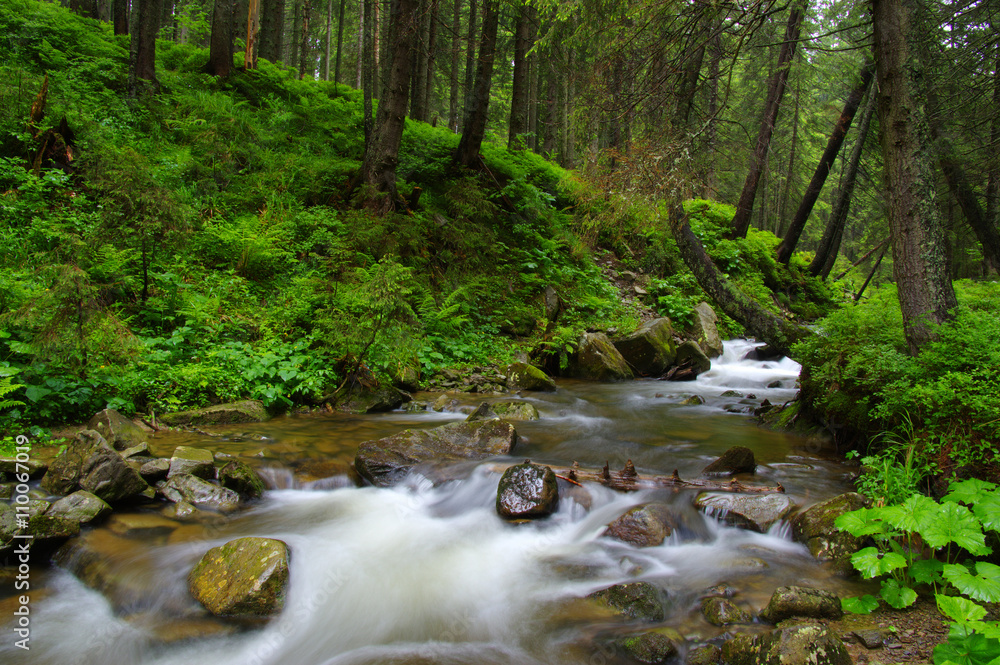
[0,368,25,411]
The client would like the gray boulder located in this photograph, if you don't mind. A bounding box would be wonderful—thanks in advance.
[0,457,47,478]
[675,340,712,375]
[159,400,270,426]
[587,581,667,622]
[355,420,518,487]
[87,409,148,451]
[613,318,677,376]
[41,430,149,502]
[496,462,558,519]
[505,362,557,392]
[566,332,633,381]
[691,302,724,358]
[758,586,843,623]
[791,492,869,573]
[168,446,216,479]
[328,384,411,414]
[721,624,852,665]
[188,537,289,619]
[604,503,677,547]
[466,400,540,422]
[158,474,240,513]
[45,490,112,525]
[1,503,80,556]
[693,492,796,532]
[140,458,171,483]
[702,446,757,476]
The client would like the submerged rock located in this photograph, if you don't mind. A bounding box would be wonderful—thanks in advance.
[615,627,684,663]
[41,430,149,502]
[613,318,677,376]
[496,462,558,519]
[587,581,667,622]
[686,644,723,665]
[188,537,289,619]
[466,400,540,422]
[604,503,677,547]
[758,586,843,623]
[354,420,518,487]
[702,446,757,476]
[87,409,149,451]
[566,332,633,381]
[721,623,852,665]
[693,492,796,533]
[159,400,270,426]
[790,492,869,574]
[506,362,557,392]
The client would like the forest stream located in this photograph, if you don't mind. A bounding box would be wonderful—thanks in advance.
[3,340,871,665]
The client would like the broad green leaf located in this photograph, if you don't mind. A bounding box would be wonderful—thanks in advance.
[835,508,888,538]
[919,502,990,555]
[883,494,944,534]
[912,557,946,585]
[932,631,1000,665]
[944,562,1000,603]
[881,578,918,609]
[841,594,880,614]
[976,623,1000,641]
[973,495,1000,533]
[938,594,988,623]
[944,479,999,506]
[24,385,53,402]
[852,547,907,578]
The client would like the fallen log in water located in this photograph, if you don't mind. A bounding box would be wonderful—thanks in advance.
[484,459,785,494]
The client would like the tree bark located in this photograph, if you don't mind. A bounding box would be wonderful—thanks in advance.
[130,0,163,95]
[358,0,419,209]
[987,46,1000,233]
[323,0,333,79]
[462,0,478,127]
[776,60,875,264]
[423,0,439,120]
[334,0,345,87]
[730,2,806,238]
[668,204,814,359]
[363,0,375,142]
[447,0,460,131]
[453,0,498,168]
[113,0,129,35]
[508,2,531,149]
[206,0,236,76]
[299,0,312,77]
[872,0,958,354]
[260,0,286,63]
[809,84,877,278]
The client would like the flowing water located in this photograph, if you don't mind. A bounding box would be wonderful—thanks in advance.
[4,340,863,665]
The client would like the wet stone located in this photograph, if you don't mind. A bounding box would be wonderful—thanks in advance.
[587,581,667,622]
[496,462,558,520]
[702,596,753,626]
[168,446,216,480]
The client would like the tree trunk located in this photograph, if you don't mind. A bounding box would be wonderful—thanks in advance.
[508,2,531,149]
[987,46,1000,233]
[527,12,539,150]
[113,0,128,35]
[730,2,806,238]
[453,0,498,168]
[423,0,439,120]
[358,0,419,209]
[810,84,877,278]
[334,0,345,87]
[206,0,236,76]
[672,33,706,131]
[703,26,722,197]
[245,0,260,69]
[776,60,875,264]
[323,0,333,79]
[289,0,302,67]
[363,0,375,142]
[448,0,460,131]
[130,0,163,95]
[873,0,958,354]
[260,0,286,62]
[462,0,478,127]
[668,204,814,359]
[299,0,311,77]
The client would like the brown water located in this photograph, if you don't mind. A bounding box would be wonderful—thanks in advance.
[5,340,864,665]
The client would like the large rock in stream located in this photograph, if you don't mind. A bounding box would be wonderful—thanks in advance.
[87,408,149,451]
[41,430,150,502]
[693,492,797,532]
[721,624,852,665]
[45,490,112,525]
[702,446,757,476]
[354,420,519,487]
[758,586,843,623]
[587,581,668,622]
[496,462,558,519]
[613,318,677,376]
[158,400,270,426]
[790,492,869,573]
[158,474,240,513]
[466,400,540,422]
[188,537,289,619]
[690,302,724,358]
[603,503,678,547]
[565,332,633,381]
[505,362,557,392]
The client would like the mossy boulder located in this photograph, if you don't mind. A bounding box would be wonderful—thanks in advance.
[603,503,677,547]
[329,383,411,414]
[691,302,724,358]
[701,596,753,625]
[702,446,757,476]
[167,446,216,479]
[159,400,270,426]
[790,492,869,573]
[466,400,540,422]
[158,474,240,513]
[675,340,712,375]
[587,581,667,622]
[0,456,47,478]
[693,492,796,533]
[758,586,843,623]
[496,462,558,519]
[354,420,519,487]
[188,537,289,619]
[1,502,80,556]
[41,430,150,502]
[218,460,266,499]
[687,644,723,664]
[613,318,677,376]
[615,627,684,663]
[566,332,633,381]
[721,624,852,665]
[45,490,112,525]
[87,409,149,451]
[506,362,557,392]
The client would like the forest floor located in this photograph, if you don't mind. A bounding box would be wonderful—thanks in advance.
[823,595,948,664]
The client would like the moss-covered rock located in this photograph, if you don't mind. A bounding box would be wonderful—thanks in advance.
[354,419,519,487]
[506,362,557,392]
[496,462,558,519]
[41,430,150,502]
[87,409,149,451]
[615,627,684,663]
[167,446,216,479]
[188,537,289,619]
[466,400,540,422]
[613,318,677,376]
[790,492,869,574]
[702,446,757,476]
[721,624,852,665]
[566,332,633,381]
[159,400,270,426]
[693,492,797,533]
[218,460,266,499]
[686,644,722,664]
[328,383,411,414]
[701,596,753,625]
[587,581,667,622]
[691,302,724,358]
[45,490,112,525]
[675,340,712,375]
[604,503,677,547]
[758,586,843,623]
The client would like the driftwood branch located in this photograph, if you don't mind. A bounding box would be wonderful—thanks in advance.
[488,459,785,494]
